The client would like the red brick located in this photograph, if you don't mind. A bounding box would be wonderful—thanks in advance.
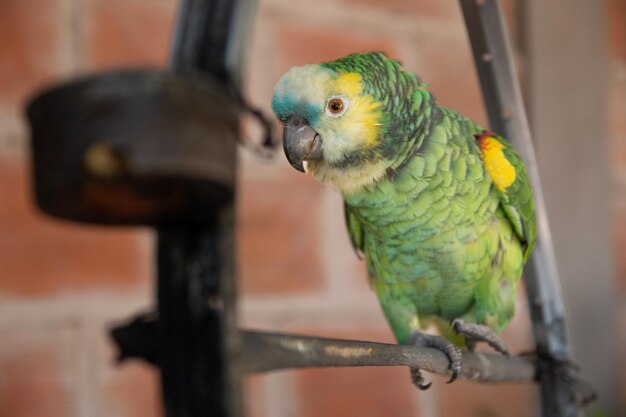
[607,0,626,61]
[337,0,457,21]
[609,68,626,171]
[345,250,372,293]
[315,192,371,294]
[0,326,75,417]
[0,152,152,297]
[411,37,488,127]
[237,161,325,294]
[84,0,177,69]
[437,380,537,417]
[244,375,269,417]
[99,362,161,417]
[294,366,417,417]
[0,0,65,104]
[271,23,400,79]
[335,0,517,33]
[95,329,161,417]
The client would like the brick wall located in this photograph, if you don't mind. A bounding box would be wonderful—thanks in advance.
[0,1,622,417]
[0,1,170,416]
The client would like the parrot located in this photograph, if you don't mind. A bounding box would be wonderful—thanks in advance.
[271,52,536,388]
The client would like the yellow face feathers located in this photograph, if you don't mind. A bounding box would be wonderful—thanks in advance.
[272,65,389,194]
[318,71,384,164]
[332,72,363,97]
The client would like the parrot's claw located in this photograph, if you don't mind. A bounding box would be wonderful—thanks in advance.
[410,368,432,390]
[408,331,463,389]
[452,319,509,356]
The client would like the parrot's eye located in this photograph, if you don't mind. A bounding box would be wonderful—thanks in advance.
[326,96,348,117]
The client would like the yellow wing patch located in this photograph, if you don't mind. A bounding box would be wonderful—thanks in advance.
[478,134,516,192]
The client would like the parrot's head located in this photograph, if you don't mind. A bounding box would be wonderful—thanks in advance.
[272,52,427,194]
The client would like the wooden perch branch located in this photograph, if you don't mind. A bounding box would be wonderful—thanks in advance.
[241,330,536,384]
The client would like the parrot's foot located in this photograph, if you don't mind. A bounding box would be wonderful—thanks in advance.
[408,331,463,389]
[451,319,509,356]
[409,367,432,390]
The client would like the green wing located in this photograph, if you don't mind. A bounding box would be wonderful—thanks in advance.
[344,202,364,256]
[480,133,537,261]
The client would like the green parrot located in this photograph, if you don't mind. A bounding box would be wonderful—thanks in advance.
[271,52,536,388]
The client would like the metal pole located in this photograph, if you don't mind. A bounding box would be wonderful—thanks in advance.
[459,1,592,415]
[157,221,240,417]
[155,1,255,416]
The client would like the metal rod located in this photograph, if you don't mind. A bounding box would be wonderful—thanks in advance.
[459,0,587,415]
[155,0,252,416]
[156,224,239,417]
[169,0,235,78]
[169,0,258,86]
[242,331,536,383]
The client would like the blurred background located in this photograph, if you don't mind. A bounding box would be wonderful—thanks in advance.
[0,0,623,416]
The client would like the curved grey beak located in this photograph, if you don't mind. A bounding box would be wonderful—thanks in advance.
[282,116,322,172]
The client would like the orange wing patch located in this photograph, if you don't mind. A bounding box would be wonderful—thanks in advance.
[477,132,516,192]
